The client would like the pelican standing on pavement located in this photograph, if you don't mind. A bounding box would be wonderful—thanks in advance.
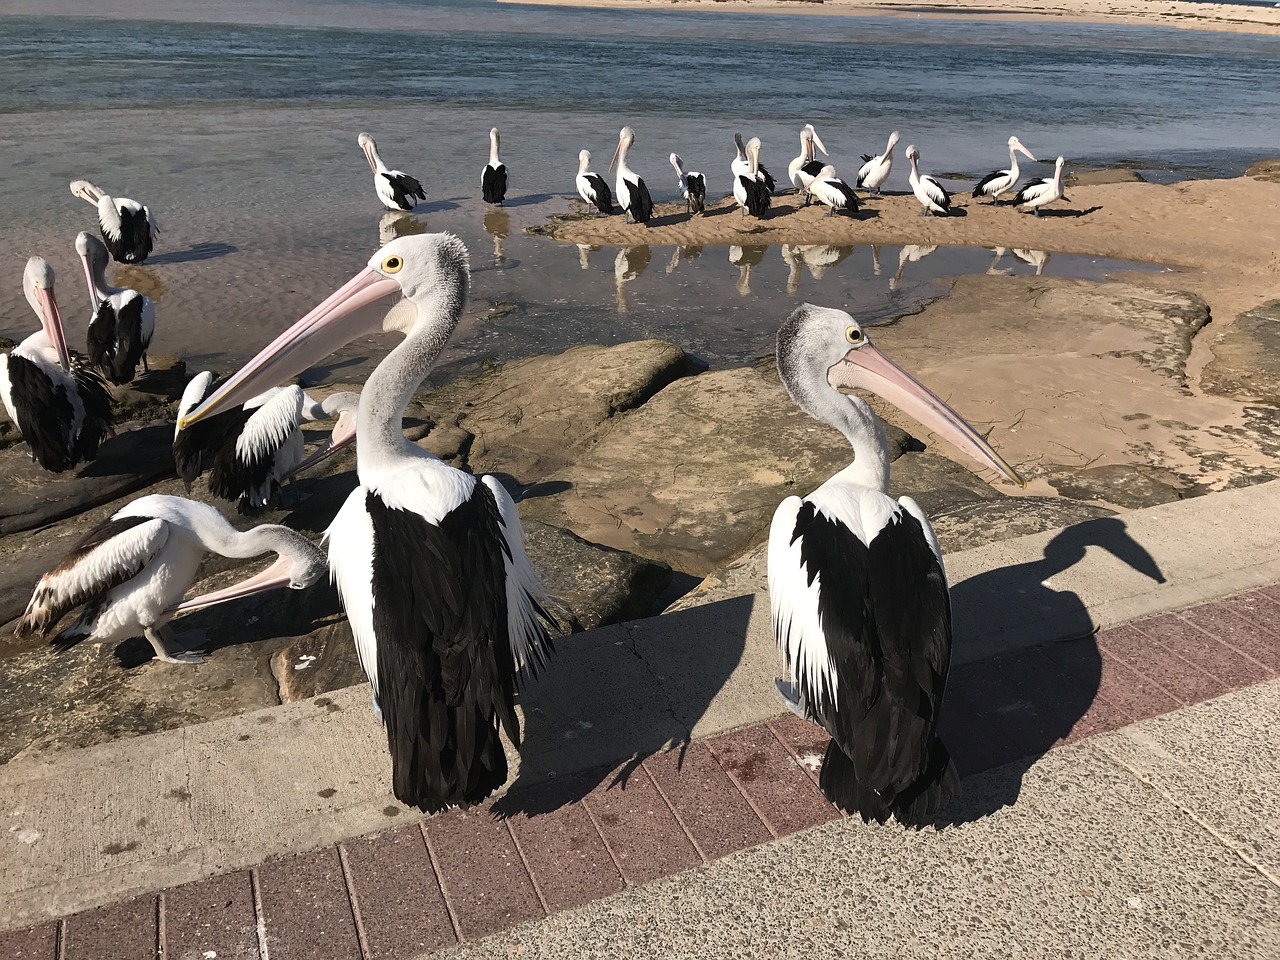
[69,180,158,265]
[16,495,326,664]
[610,126,654,225]
[906,145,952,217]
[769,304,1024,825]
[973,136,1038,205]
[808,165,860,217]
[178,233,556,813]
[856,131,899,197]
[481,127,508,205]
[359,133,427,212]
[788,124,829,205]
[75,232,155,384]
[575,150,614,215]
[669,153,706,215]
[1012,156,1068,217]
[732,138,771,218]
[1,258,114,473]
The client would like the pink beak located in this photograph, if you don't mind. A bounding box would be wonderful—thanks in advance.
[35,287,72,372]
[286,410,358,479]
[169,555,299,615]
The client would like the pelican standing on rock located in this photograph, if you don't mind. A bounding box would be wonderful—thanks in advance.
[769,304,1024,825]
[1,258,114,473]
[733,138,771,218]
[1012,156,1068,217]
[611,126,654,225]
[75,231,155,384]
[359,133,427,212]
[575,150,614,215]
[788,124,829,205]
[481,127,508,205]
[69,180,158,265]
[906,145,952,217]
[856,131,899,197]
[669,153,706,215]
[15,495,327,664]
[178,233,556,813]
[972,136,1038,205]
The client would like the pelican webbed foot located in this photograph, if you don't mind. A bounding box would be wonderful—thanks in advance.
[146,626,208,665]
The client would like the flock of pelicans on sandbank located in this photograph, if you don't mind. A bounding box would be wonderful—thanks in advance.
[2,121,1044,827]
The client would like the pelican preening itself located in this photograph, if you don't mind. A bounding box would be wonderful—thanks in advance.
[1,258,114,474]
[75,231,156,385]
[15,495,326,664]
[179,233,556,813]
[359,133,427,212]
[69,180,158,265]
[770,304,1024,825]
[788,124,829,205]
[856,131,899,197]
[1012,156,1068,217]
[481,127,508,205]
[174,372,359,512]
[610,126,654,225]
[732,137,772,218]
[669,153,706,215]
[906,145,952,217]
[733,133,776,195]
[575,150,614,215]
[808,166,860,218]
[973,136,1038,205]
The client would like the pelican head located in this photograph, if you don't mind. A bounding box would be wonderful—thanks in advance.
[179,234,470,431]
[905,144,920,162]
[802,124,828,158]
[610,126,636,171]
[172,529,328,615]
[777,304,1024,487]
[1008,136,1037,161]
[578,148,591,172]
[23,257,71,372]
[357,132,382,173]
[885,131,900,154]
[69,179,105,205]
[489,127,501,159]
[74,230,111,301]
[670,152,685,176]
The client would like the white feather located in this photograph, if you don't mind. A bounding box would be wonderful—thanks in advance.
[326,487,381,703]
[236,385,304,463]
[482,475,552,675]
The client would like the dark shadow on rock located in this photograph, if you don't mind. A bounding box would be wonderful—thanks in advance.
[145,242,238,265]
[511,479,574,501]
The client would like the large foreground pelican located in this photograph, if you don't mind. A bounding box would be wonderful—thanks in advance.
[16,495,326,664]
[76,231,156,384]
[69,180,158,264]
[179,234,555,812]
[770,304,1023,825]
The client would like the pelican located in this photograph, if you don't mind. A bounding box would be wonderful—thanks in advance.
[669,153,706,215]
[358,133,427,212]
[575,150,614,215]
[610,126,654,225]
[733,133,776,194]
[1012,156,1068,217]
[177,233,555,812]
[972,136,1038,205]
[856,131,899,196]
[788,124,829,204]
[1,258,114,474]
[174,371,359,512]
[75,231,155,385]
[15,495,326,664]
[906,145,952,217]
[808,165,860,217]
[729,245,766,296]
[481,127,508,205]
[770,304,1024,825]
[732,138,771,218]
[69,180,158,265]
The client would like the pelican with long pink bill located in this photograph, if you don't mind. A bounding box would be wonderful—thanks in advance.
[177,233,556,812]
[69,179,158,264]
[769,304,1024,826]
[1,257,114,473]
[76,231,156,384]
[788,124,829,205]
[906,144,952,217]
[15,495,326,665]
[610,126,653,225]
[359,132,427,212]
[732,137,771,218]
[856,130,899,197]
[1012,156,1069,217]
[972,136,1038,205]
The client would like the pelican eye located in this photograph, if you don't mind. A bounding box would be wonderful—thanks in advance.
[381,255,403,274]
[845,325,865,345]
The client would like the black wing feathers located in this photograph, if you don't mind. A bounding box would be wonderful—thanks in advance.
[87,298,146,384]
[629,177,654,224]
[384,172,427,211]
[105,207,153,263]
[738,175,771,218]
[7,356,113,473]
[1011,177,1049,206]
[482,164,508,204]
[800,159,826,178]
[758,163,776,194]
[687,173,706,214]
[973,169,1004,196]
[584,173,613,214]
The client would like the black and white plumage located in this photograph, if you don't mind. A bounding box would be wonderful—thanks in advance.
[1012,156,1068,217]
[610,126,654,225]
[15,494,326,664]
[856,131,900,196]
[770,304,1024,826]
[178,233,556,813]
[906,144,952,216]
[75,231,155,385]
[481,127,508,205]
[972,136,1037,205]
[174,371,359,512]
[732,137,771,218]
[808,165,860,217]
[733,132,776,195]
[669,153,706,216]
[359,132,427,212]
[575,149,614,215]
[788,124,829,205]
[0,257,114,474]
[69,180,158,265]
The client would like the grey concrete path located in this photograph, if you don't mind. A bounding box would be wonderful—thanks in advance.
[3,480,1280,931]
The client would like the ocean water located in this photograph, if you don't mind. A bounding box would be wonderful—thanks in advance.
[0,1,1276,377]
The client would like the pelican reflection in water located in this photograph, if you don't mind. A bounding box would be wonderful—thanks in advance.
[614,245,651,313]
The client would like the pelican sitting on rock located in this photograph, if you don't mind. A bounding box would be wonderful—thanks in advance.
[669,153,706,215]
[1012,156,1068,217]
[788,124,829,205]
[856,131,899,197]
[69,180,158,265]
[75,232,155,385]
[575,150,614,215]
[359,133,427,212]
[906,145,952,216]
[973,136,1038,205]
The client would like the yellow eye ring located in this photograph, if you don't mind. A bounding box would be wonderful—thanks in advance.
[382,255,403,274]
[845,325,864,344]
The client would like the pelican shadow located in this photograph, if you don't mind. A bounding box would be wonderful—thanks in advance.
[145,242,238,265]
[935,515,1165,826]
[1032,205,1103,219]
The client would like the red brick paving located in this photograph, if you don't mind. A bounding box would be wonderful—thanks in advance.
[17,586,1280,957]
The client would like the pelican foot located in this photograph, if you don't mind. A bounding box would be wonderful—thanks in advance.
[146,626,208,665]
[918,211,929,217]
[1034,210,1042,218]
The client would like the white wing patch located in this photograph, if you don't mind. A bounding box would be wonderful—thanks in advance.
[898,495,943,571]
[482,475,552,676]
[236,386,303,462]
[326,487,380,703]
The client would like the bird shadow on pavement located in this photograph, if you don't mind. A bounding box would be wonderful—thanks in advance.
[934,515,1165,827]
